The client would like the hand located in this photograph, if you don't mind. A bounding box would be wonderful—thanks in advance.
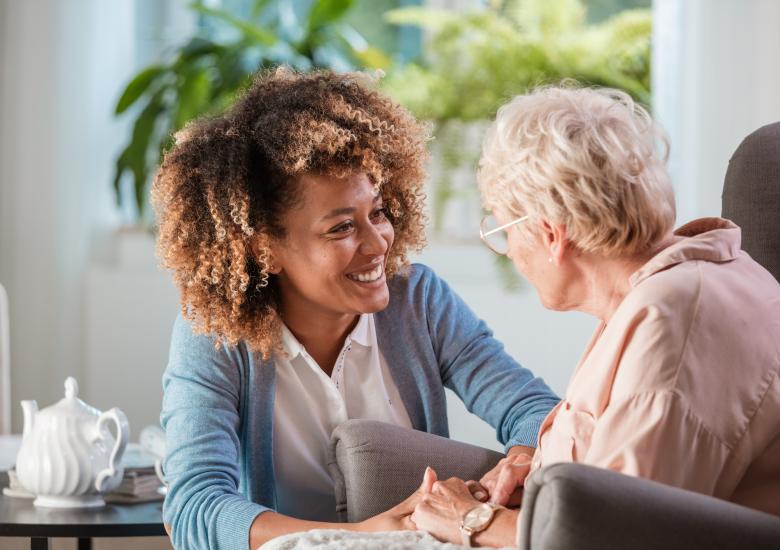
[479,448,533,507]
[411,475,482,544]
[360,466,437,532]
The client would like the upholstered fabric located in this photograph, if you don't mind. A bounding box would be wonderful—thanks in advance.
[520,462,780,550]
[722,121,780,281]
[328,419,503,523]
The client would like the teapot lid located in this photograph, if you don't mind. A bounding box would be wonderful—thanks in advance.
[38,377,101,419]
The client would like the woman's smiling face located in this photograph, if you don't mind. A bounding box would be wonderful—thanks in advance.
[270,171,395,320]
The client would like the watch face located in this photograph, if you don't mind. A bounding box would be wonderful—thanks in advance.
[463,504,495,530]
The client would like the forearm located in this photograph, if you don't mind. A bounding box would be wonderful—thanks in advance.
[249,511,360,548]
[472,508,519,548]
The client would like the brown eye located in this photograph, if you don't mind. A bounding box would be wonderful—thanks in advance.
[371,207,388,222]
[329,221,354,234]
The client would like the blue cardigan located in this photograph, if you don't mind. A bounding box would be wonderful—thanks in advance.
[161,264,559,550]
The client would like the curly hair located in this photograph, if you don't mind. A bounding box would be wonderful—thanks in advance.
[152,68,430,358]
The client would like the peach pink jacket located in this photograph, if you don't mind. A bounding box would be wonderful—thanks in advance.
[531,217,780,516]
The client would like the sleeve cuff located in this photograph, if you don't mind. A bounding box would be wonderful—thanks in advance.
[216,500,270,550]
[503,415,546,453]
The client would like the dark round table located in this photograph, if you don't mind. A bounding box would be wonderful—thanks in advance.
[0,494,166,550]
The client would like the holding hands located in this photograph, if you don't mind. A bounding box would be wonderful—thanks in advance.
[409,447,533,545]
[478,448,534,507]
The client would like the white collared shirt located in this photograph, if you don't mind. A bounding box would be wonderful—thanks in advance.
[272,314,412,521]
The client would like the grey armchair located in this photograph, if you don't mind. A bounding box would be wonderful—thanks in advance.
[328,123,780,549]
[330,420,780,549]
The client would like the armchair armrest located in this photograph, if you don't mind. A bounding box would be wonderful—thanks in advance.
[329,419,504,522]
[520,462,780,550]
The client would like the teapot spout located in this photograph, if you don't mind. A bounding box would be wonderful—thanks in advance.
[21,400,38,440]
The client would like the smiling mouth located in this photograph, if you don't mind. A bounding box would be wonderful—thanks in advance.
[346,263,384,283]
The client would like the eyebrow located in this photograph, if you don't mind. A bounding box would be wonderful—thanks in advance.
[320,194,382,221]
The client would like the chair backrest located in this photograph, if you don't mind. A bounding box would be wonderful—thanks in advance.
[0,282,9,434]
[722,122,780,281]
[520,462,780,550]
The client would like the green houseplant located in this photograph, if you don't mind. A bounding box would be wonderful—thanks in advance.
[113,0,389,224]
[381,0,651,230]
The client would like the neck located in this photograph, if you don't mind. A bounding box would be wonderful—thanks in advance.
[571,235,678,323]
[280,301,358,374]
[576,257,644,323]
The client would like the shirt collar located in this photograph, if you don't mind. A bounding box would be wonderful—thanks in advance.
[349,313,372,348]
[280,313,373,358]
[629,217,742,287]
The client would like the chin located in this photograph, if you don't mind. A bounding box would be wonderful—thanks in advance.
[537,292,564,312]
[362,293,390,313]
[354,285,390,314]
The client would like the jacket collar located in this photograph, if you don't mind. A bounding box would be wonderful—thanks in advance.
[629,217,742,287]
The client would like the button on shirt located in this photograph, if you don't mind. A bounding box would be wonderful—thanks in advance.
[272,314,412,521]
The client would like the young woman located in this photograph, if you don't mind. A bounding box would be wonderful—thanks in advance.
[154,68,559,550]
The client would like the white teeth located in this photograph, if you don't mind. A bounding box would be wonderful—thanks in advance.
[348,264,383,283]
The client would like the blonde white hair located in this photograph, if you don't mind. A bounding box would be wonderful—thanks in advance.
[478,84,676,258]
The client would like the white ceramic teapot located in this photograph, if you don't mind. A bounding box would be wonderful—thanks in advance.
[15,377,129,508]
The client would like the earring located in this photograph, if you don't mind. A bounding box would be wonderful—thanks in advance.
[548,257,553,263]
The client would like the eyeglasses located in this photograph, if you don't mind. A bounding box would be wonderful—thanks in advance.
[480,214,528,255]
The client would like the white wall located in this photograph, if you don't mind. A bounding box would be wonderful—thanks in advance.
[0,0,193,434]
[0,0,131,429]
[653,0,780,223]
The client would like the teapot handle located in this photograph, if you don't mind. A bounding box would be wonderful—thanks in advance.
[94,408,130,493]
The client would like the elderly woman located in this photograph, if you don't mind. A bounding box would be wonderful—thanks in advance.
[411,86,780,547]
[154,68,558,550]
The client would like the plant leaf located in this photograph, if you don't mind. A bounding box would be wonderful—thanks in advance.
[174,68,212,129]
[250,0,273,19]
[308,0,355,33]
[179,36,222,61]
[191,3,277,45]
[113,91,166,218]
[115,65,166,114]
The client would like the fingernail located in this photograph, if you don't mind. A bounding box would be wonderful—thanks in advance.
[474,491,486,500]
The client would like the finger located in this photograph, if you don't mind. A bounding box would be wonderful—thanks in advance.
[506,486,524,508]
[466,480,488,502]
[421,466,438,494]
[479,458,508,486]
[490,465,521,506]
[410,509,423,531]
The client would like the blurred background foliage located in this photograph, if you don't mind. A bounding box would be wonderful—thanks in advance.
[113,0,394,222]
[381,0,651,233]
[114,0,651,226]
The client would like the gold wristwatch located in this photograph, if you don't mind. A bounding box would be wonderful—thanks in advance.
[459,502,500,547]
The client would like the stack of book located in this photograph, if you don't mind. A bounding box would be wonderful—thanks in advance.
[105,443,166,504]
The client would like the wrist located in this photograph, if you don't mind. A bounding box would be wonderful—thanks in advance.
[471,508,519,548]
[507,444,534,458]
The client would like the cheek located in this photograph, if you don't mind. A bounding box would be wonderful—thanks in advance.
[383,223,395,249]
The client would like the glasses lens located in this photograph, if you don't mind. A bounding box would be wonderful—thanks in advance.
[481,216,509,255]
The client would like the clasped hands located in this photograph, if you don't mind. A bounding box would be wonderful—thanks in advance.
[361,451,532,545]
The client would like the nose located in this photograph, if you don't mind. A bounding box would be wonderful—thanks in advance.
[358,222,390,256]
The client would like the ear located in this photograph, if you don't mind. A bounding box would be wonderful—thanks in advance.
[538,220,569,266]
